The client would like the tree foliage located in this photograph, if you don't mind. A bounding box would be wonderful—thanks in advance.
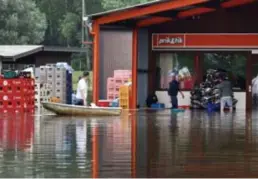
[60,12,81,47]
[0,0,156,70]
[0,0,47,44]
[101,0,153,10]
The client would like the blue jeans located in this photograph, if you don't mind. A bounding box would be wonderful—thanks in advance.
[221,96,232,108]
[171,96,178,109]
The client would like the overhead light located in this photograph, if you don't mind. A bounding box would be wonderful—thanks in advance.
[83,16,88,21]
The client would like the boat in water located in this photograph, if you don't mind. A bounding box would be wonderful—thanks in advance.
[42,102,122,116]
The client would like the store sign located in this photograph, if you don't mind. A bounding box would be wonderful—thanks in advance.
[152,34,185,48]
[158,36,183,45]
[152,33,258,49]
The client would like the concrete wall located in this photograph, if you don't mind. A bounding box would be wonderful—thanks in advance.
[99,30,132,99]
[137,28,149,107]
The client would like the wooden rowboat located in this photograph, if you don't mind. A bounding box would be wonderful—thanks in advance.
[42,102,122,116]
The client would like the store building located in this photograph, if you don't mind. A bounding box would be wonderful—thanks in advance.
[88,0,258,111]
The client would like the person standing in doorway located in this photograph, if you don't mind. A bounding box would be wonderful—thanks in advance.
[75,71,89,106]
[168,74,185,109]
[216,76,233,112]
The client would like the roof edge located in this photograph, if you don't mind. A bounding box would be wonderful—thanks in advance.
[12,46,44,60]
[87,0,167,19]
[44,46,86,53]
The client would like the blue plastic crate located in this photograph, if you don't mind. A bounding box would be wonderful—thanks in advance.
[111,101,119,107]
[151,103,165,109]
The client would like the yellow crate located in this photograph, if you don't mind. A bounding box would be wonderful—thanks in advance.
[119,85,131,109]
[120,98,129,109]
[49,97,61,103]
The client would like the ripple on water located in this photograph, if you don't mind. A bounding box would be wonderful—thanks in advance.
[0,111,258,177]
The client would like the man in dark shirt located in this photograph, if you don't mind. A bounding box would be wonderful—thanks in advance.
[168,74,184,109]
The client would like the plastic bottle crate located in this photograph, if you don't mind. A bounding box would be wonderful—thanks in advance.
[119,98,130,109]
[107,77,115,84]
[119,85,131,109]
[151,103,165,109]
[114,92,119,99]
[114,70,131,77]
[3,71,17,79]
[107,92,115,100]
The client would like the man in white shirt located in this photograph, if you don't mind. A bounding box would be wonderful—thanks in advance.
[75,71,89,106]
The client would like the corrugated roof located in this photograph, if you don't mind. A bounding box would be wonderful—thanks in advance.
[87,0,169,19]
[0,45,43,60]
[0,45,86,61]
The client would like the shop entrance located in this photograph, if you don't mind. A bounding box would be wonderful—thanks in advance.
[202,52,247,110]
[154,50,248,110]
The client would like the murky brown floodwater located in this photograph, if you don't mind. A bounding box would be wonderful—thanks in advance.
[0,109,258,177]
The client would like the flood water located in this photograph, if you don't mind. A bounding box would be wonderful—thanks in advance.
[0,109,258,177]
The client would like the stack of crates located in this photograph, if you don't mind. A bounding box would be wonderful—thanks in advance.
[34,64,73,107]
[47,65,56,97]
[35,83,52,110]
[107,77,115,100]
[39,66,47,83]
[119,85,132,109]
[107,70,131,100]
[0,78,35,113]
[55,67,67,103]
[66,71,72,104]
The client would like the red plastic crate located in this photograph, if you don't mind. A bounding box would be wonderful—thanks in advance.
[98,100,111,107]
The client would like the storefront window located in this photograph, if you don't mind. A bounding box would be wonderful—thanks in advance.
[156,52,195,90]
[203,53,246,91]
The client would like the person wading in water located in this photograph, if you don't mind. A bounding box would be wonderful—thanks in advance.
[168,74,185,109]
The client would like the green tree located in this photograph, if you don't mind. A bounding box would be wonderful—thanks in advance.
[101,0,153,10]
[60,12,81,47]
[0,0,47,44]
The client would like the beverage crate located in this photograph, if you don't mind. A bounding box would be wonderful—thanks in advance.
[119,85,131,109]
[39,66,47,83]
[55,80,66,89]
[114,92,119,99]
[40,66,47,73]
[46,64,56,68]
[107,77,115,92]
[114,70,131,78]
[55,88,66,96]
[98,100,111,107]
[107,92,115,100]
[47,74,55,83]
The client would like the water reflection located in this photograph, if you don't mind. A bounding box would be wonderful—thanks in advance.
[0,110,258,177]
